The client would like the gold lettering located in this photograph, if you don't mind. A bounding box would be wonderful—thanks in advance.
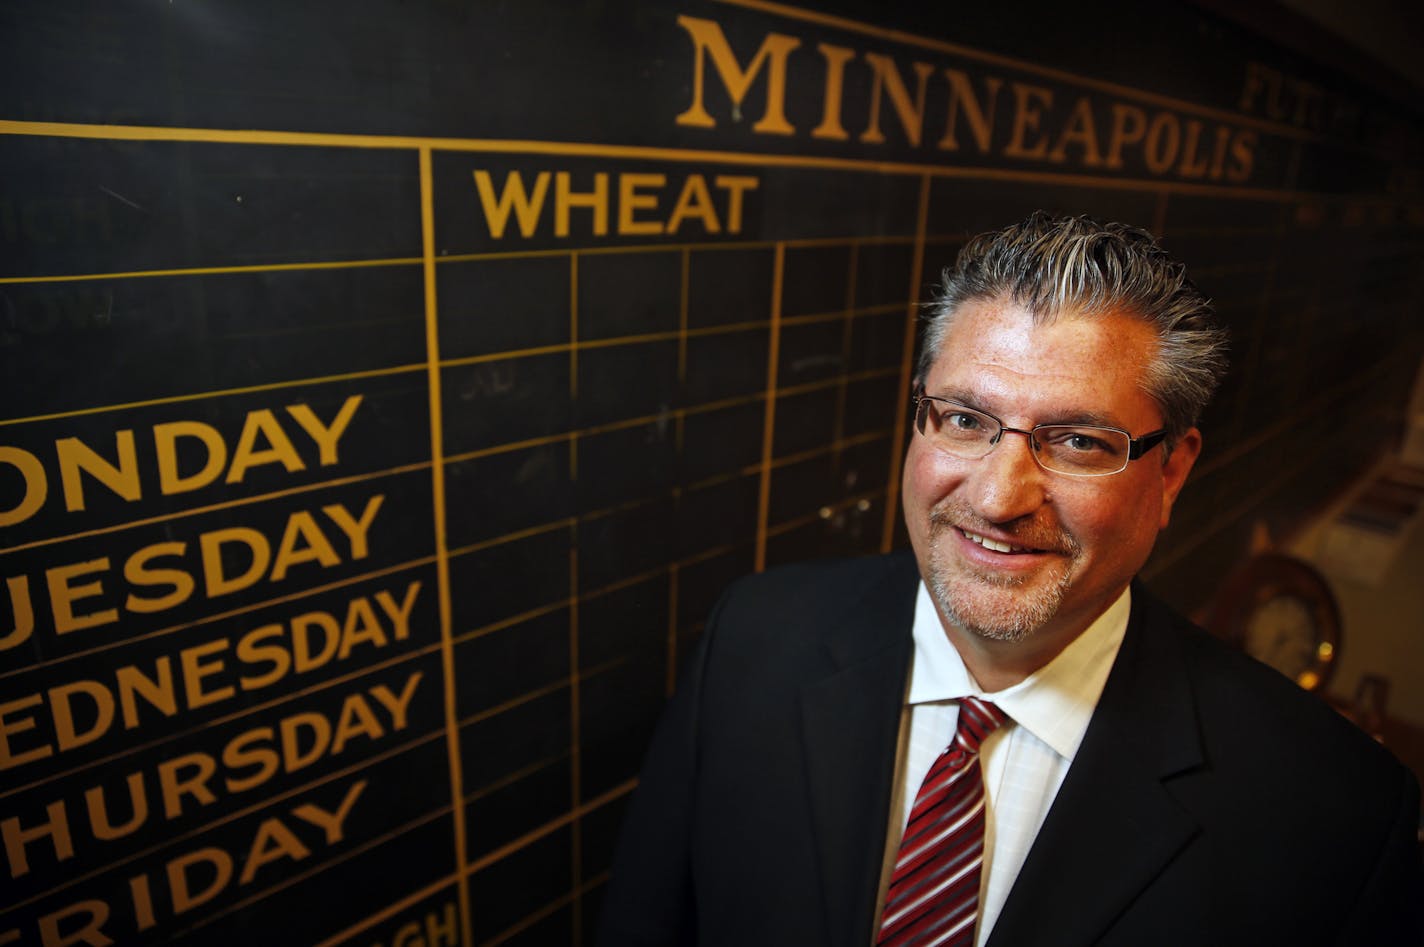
[51,681,115,752]
[55,431,140,512]
[2,800,72,877]
[180,639,234,710]
[674,14,799,135]
[0,446,47,527]
[811,43,856,141]
[123,542,194,614]
[1047,97,1103,166]
[269,511,341,582]
[1003,83,1053,159]
[617,173,666,236]
[0,694,51,769]
[49,558,118,634]
[665,175,719,235]
[554,172,609,238]
[1,575,34,651]
[323,495,383,561]
[714,176,758,234]
[238,818,309,885]
[226,409,304,483]
[1104,104,1147,169]
[199,527,271,598]
[1144,112,1180,174]
[285,395,362,466]
[938,69,1001,153]
[116,658,178,728]
[153,421,227,496]
[860,53,934,146]
[473,170,550,239]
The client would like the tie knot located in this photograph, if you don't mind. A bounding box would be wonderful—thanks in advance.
[954,697,1007,754]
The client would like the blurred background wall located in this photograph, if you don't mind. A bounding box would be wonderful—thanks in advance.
[2,2,1421,944]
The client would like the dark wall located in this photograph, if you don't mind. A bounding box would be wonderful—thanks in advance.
[2,2,1421,944]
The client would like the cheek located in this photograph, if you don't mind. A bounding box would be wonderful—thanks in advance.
[902,441,953,512]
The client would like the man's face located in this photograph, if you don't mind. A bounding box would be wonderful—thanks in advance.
[902,296,1200,650]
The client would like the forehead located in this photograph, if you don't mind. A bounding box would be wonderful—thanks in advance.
[925,298,1160,423]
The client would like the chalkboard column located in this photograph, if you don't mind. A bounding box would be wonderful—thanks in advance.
[0,133,464,946]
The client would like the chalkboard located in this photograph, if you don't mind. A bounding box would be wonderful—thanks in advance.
[3,2,1421,944]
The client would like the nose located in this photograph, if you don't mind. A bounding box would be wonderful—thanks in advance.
[969,428,1049,523]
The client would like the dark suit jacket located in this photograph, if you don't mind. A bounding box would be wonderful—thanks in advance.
[597,552,1423,946]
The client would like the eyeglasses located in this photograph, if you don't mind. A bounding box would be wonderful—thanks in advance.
[913,393,1168,477]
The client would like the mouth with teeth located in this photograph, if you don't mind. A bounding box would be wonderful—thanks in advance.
[958,527,1040,555]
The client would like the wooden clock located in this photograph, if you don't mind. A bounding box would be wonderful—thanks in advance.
[1206,553,1342,692]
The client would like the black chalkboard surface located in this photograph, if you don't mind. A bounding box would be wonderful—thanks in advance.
[2,2,1420,944]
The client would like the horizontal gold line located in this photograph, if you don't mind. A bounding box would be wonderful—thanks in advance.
[0,120,1310,202]
[0,641,441,801]
[765,487,886,538]
[0,557,436,682]
[0,728,446,918]
[464,778,637,876]
[175,802,455,941]
[0,254,422,286]
[0,460,429,556]
[312,874,461,947]
[714,0,1329,146]
[0,362,426,427]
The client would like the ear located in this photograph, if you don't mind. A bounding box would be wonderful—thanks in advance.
[1159,427,1202,529]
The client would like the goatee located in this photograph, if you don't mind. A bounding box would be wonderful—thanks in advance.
[924,502,1081,641]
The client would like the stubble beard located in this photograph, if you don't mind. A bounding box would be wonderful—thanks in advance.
[924,503,1082,642]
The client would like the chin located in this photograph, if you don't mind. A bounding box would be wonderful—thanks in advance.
[924,543,1073,643]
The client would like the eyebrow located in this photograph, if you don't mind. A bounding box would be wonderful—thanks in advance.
[929,386,1124,429]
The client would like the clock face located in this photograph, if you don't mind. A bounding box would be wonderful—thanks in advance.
[1207,554,1341,693]
[1244,595,1323,685]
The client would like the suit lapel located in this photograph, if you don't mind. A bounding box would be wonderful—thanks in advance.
[987,585,1205,947]
[799,554,919,947]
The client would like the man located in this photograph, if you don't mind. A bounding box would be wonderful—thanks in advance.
[597,213,1422,945]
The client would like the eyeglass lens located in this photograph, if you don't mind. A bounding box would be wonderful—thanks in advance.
[916,399,1132,476]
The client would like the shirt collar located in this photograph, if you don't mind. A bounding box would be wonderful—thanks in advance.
[907,581,1130,761]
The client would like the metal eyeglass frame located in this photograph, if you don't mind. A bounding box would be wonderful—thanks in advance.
[912,391,1169,477]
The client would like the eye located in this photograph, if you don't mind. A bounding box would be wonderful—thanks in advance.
[1065,432,1108,453]
[1042,428,1117,454]
[945,411,983,432]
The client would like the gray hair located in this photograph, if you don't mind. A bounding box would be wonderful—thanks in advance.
[919,211,1229,444]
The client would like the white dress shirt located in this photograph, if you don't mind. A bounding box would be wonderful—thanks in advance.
[877,581,1131,946]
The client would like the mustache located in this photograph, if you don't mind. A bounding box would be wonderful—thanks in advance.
[928,500,1081,556]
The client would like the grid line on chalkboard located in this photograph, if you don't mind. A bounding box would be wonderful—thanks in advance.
[0,254,425,286]
[0,726,448,919]
[0,557,437,683]
[0,118,1313,204]
[0,361,428,427]
[0,638,444,802]
[312,873,462,947]
[0,459,434,556]
[173,801,457,941]
[420,144,478,947]
[754,243,786,572]
[882,173,934,551]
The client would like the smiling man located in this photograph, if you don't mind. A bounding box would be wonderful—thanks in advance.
[598,213,1422,947]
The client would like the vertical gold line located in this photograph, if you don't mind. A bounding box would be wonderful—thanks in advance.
[754,242,786,572]
[419,146,474,947]
[569,251,580,398]
[832,241,860,450]
[568,543,583,944]
[881,174,932,552]
[678,247,691,384]
[570,251,580,481]
[666,563,680,697]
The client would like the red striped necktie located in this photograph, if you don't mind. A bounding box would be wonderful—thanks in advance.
[876,697,1009,947]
